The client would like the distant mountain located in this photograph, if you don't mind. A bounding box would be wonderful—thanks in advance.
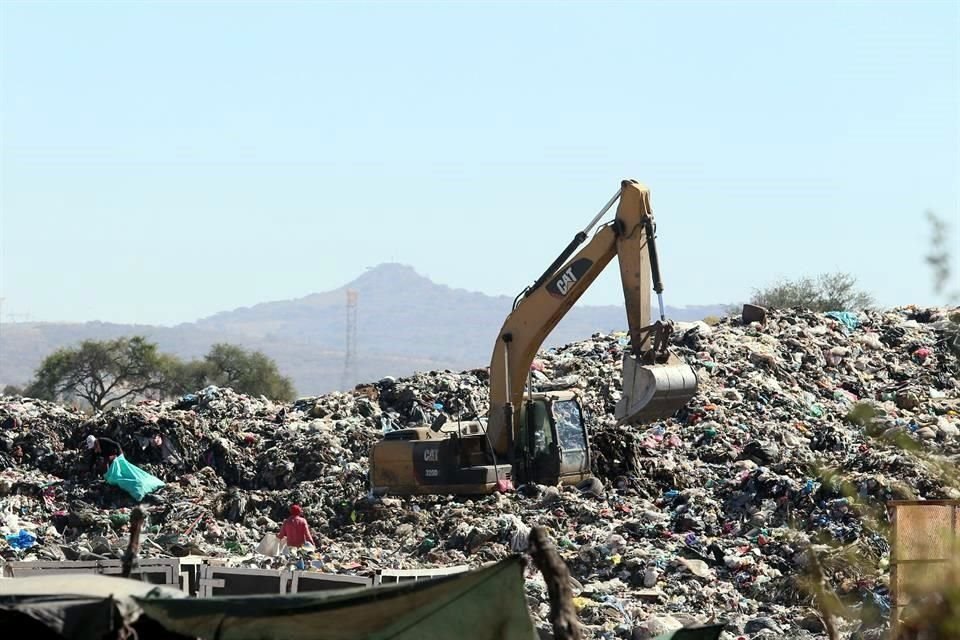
[0,263,728,395]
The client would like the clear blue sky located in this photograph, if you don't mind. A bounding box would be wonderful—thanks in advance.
[1,1,957,326]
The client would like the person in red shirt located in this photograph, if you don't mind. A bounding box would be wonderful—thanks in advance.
[277,504,315,548]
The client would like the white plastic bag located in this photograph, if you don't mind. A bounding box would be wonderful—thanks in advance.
[1,510,18,536]
[256,533,287,556]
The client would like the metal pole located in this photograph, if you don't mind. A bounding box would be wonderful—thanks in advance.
[524,186,623,301]
[583,188,622,235]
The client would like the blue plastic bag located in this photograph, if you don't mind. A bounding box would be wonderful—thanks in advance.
[825,311,860,331]
[104,454,165,501]
[5,529,36,550]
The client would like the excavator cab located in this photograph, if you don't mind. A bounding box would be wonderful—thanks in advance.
[515,391,590,486]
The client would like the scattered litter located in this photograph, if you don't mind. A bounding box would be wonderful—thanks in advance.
[1,306,957,639]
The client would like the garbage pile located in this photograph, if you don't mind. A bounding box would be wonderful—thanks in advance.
[1,306,958,640]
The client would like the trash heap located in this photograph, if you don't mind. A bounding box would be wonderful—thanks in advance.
[1,306,959,640]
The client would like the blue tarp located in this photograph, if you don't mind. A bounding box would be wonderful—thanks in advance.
[105,455,165,501]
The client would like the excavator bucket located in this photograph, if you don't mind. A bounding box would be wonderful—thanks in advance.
[615,353,698,424]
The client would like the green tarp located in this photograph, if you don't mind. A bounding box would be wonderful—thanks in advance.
[105,454,165,501]
[135,555,537,640]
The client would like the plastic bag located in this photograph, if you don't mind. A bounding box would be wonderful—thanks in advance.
[2,509,19,535]
[825,311,860,331]
[104,454,165,501]
[256,532,287,556]
[5,529,36,550]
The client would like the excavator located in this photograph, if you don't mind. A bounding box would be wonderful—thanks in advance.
[369,180,698,495]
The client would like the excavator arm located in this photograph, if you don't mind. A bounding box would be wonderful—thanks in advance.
[485,180,697,457]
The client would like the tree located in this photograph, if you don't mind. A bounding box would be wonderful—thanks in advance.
[750,272,874,312]
[925,210,960,305]
[26,336,167,411]
[201,343,296,401]
[925,211,960,358]
[2,384,23,396]
[25,337,297,407]
[159,355,209,397]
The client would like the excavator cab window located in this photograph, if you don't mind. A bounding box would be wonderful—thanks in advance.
[516,399,560,484]
[527,400,554,457]
[552,399,589,479]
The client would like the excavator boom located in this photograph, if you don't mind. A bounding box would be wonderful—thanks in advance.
[484,180,697,456]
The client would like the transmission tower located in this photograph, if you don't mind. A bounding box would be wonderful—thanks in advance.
[341,289,359,391]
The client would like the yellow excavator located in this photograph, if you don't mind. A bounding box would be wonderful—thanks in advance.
[369,180,698,495]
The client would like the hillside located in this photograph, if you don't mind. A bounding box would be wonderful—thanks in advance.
[0,263,728,395]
